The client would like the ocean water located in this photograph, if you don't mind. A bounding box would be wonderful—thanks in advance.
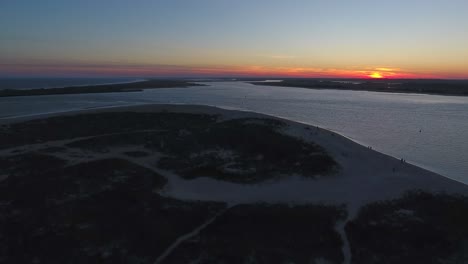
[0,78,141,90]
[0,81,467,184]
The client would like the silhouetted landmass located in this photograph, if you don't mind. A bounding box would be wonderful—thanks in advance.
[0,79,204,97]
[250,79,468,96]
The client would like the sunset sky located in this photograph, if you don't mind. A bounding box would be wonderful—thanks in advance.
[1,0,468,79]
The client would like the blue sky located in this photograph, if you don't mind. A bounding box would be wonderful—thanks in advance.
[1,0,468,78]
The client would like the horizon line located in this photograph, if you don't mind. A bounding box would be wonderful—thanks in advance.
[2,76,468,81]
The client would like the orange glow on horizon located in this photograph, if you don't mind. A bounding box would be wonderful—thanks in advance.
[0,63,452,79]
[369,72,384,79]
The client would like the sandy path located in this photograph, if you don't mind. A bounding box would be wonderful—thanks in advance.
[153,207,231,264]
[335,219,352,264]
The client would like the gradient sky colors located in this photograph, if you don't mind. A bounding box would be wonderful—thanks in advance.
[1,0,468,79]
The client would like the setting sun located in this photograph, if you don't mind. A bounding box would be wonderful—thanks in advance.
[369,72,384,79]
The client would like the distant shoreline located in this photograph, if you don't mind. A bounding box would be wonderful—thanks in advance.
[0,77,145,90]
[249,79,468,97]
[0,79,205,98]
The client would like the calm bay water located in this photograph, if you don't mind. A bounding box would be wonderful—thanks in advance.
[1,81,467,183]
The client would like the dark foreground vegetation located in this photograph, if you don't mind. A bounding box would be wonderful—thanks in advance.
[156,118,337,182]
[0,111,342,263]
[1,112,337,183]
[0,79,203,97]
[1,109,468,263]
[346,191,468,264]
[251,79,468,96]
[162,204,347,264]
[0,155,224,264]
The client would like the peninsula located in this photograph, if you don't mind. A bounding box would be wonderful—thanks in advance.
[1,104,467,263]
[249,79,468,97]
[0,79,204,97]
